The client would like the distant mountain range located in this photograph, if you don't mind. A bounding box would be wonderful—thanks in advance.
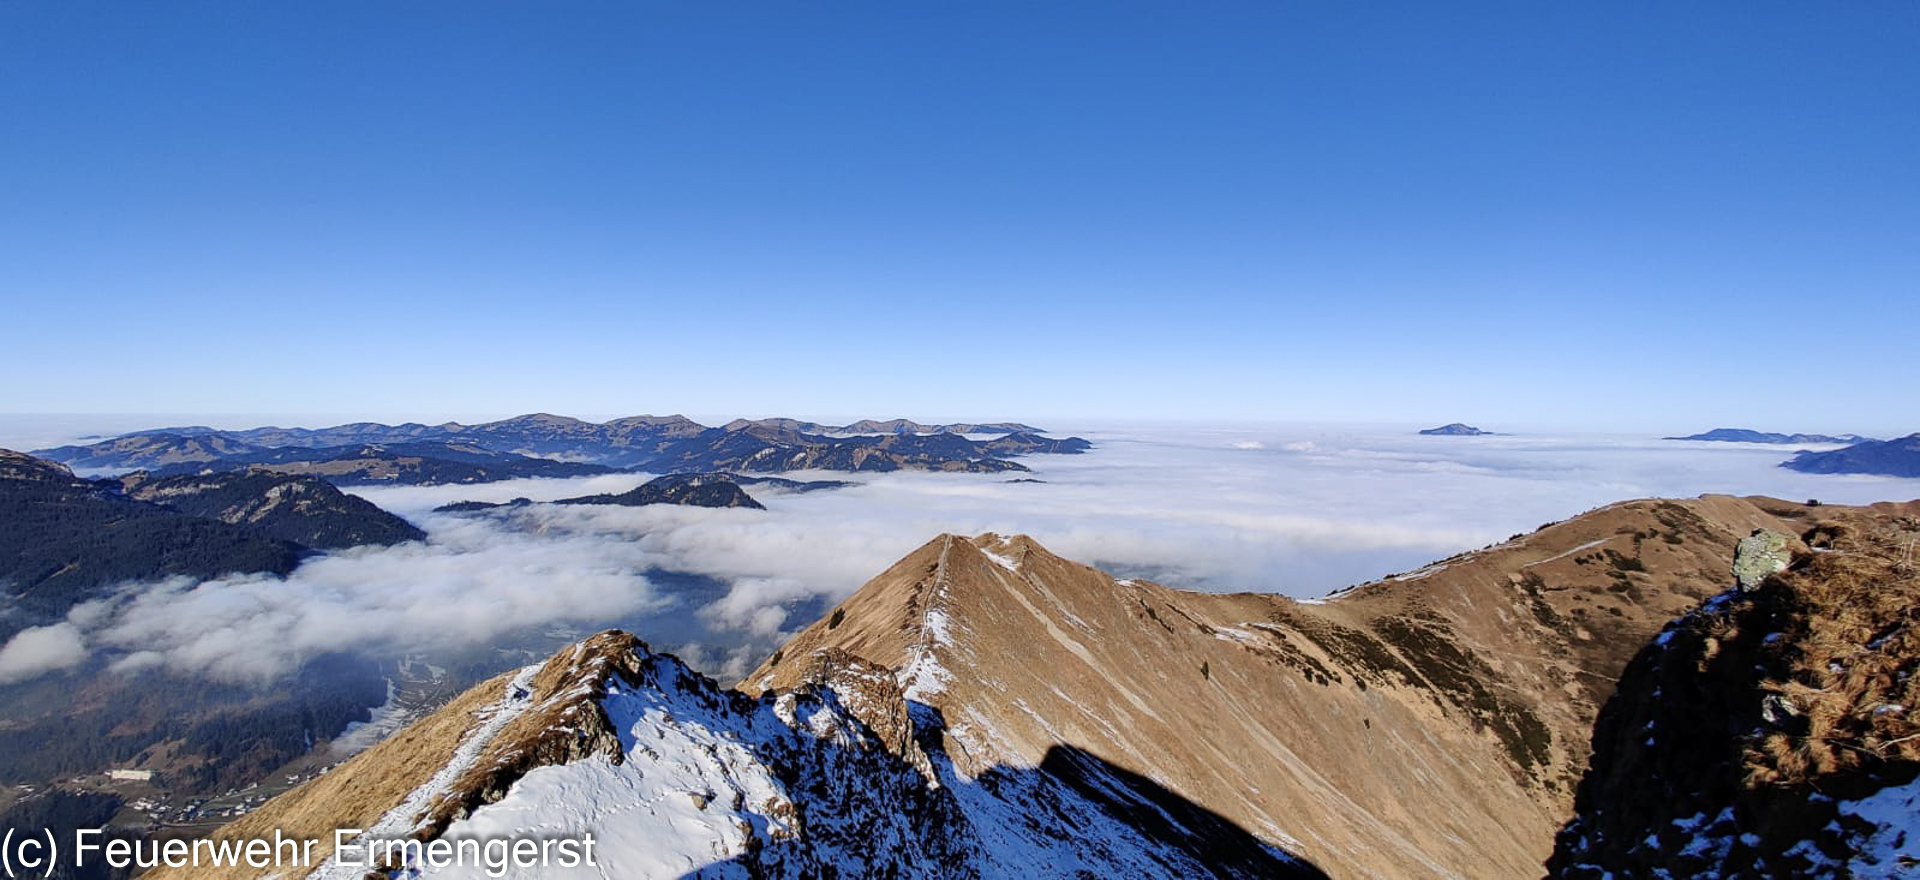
[1420,423,1494,436]
[642,424,1087,475]
[435,472,859,514]
[722,417,1045,435]
[1664,428,1876,444]
[158,440,615,485]
[34,414,1092,484]
[1779,433,1920,478]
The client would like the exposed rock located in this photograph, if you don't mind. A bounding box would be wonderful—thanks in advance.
[1732,529,1792,590]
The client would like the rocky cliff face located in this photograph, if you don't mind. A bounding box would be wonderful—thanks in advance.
[1548,509,1920,877]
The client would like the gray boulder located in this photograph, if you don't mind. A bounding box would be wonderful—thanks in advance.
[1732,529,1792,591]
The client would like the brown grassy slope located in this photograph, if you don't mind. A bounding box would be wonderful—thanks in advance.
[1750,514,1920,784]
[1547,508,1920,876]
[744,496,1920,879]
[143,668,518,880]
[146,632,667,880]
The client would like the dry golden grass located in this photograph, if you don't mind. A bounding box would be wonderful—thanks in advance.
[1745,517,1920,787]
[142,669,518,880]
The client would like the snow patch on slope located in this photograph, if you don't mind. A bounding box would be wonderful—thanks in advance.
[330,677,409,756]
[373,643,1314,879]
[310,664,542,879]
[418,674,794,878]
[1837,776,1920,877]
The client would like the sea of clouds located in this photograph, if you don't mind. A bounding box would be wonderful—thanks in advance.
[1,419,1913,685]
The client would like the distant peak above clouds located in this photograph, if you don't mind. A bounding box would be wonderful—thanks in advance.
[1419,423,1496,436]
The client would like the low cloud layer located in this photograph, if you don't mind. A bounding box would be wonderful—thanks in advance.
[43,514,670,684]
[0,622,89,684]
[3,424,1912,686]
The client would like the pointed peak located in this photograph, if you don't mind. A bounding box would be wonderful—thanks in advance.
[966,532,1044,569]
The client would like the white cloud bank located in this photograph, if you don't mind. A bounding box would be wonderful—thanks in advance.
[4,423,1912,686]
[42,513,670,684]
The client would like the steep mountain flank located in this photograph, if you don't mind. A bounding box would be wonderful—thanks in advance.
[0,450,301,622]
[160,632,1318,879]
[1,448,429,625]
[1548,508,1920,877]
[749,497,1916,878]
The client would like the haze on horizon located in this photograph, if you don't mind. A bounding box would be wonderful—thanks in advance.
[1,4,1915,434]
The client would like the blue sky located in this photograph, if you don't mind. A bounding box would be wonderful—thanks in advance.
[2,3,1915,433]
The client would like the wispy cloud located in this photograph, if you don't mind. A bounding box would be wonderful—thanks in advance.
[0,622,88,684]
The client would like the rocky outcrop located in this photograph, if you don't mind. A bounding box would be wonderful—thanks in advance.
[1549,514,1920,877]
[1732,529,1793,590]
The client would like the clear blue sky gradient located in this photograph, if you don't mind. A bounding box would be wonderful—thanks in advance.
[3,3,1915,433]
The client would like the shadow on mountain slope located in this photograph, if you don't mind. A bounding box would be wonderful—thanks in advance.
[676,698,1326,880]
[1022,744,1328,879]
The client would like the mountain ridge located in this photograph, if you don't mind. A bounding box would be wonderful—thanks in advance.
[36,414,1091,479]
[171,493,1920,878]
[744,496,1920,877]
[1666,427,1876,444]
